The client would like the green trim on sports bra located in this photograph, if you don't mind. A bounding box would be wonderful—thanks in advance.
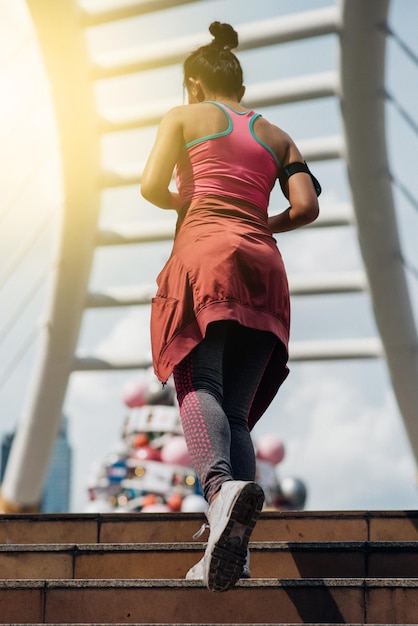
[249,113,282,168]
[206,101,250,115]
[184,101,233,149]
[183,102,281,170]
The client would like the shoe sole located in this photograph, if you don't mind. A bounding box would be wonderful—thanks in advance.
[185,554,251,581]
[207,482,264,592]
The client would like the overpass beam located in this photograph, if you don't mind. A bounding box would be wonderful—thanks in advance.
[0,0,101,513]
[339,0,418,464]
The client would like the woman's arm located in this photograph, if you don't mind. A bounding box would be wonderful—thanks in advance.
[140,107,184,210]
[268,137,320,233]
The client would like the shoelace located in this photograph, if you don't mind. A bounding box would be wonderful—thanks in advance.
[192,522,210,539]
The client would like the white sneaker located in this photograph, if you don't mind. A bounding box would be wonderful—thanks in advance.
[186,549,251,580]
[200,480,264,592]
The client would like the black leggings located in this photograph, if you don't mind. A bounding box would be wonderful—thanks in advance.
[173,321,278,502]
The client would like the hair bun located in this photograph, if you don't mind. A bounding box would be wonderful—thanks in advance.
[209,21,239,50]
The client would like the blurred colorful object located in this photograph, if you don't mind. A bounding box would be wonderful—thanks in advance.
[86,374,307,513]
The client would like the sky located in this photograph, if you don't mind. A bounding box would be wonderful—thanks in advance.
[0,0,417,513]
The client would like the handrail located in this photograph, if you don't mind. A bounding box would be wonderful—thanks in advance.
[79,0,201,26]
[73,337,383,372]
[90,8,339,79]
[99,72,338,134]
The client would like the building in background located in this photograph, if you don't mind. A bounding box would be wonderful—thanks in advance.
[0,416,72,513]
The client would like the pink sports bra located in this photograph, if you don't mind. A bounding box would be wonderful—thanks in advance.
[175,101,281,212]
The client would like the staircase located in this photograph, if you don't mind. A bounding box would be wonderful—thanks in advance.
[0,510,417,624]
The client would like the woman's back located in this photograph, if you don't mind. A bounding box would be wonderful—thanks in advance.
[176,101,282,210]
[180,100,286,162]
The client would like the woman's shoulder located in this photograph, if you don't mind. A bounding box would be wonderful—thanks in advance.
[162,105,189,121]
[162,103,226,143]
[162,103,209,126]
[165,102,227,117]
[254,115,290,141]
[253,115,293,162]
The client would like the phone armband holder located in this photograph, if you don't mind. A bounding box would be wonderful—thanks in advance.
[278,161,322,197]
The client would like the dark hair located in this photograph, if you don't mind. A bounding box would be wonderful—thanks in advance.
[183,22,243,96]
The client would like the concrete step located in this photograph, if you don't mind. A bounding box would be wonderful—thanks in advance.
[1,511,417,624]
[1,541,417,580]
[1,510,418,544]
[0,577,417,624]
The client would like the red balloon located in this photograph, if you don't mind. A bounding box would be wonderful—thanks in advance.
[142,493,157,507]
[133,445,161,462]
[167,493,183,512]
[141,503,171,513]
[133,433,150,448]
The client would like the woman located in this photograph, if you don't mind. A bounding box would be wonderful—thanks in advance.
[141,21,320,592]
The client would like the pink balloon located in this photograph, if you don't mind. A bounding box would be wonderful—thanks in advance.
[122,379,149,408]
[160,436,192,466]
[256,433,285,465]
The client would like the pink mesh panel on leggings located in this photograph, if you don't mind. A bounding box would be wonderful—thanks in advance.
[174,353,231,501]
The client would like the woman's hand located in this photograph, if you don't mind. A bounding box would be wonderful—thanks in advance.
[269,140,320,233]
[268,173,320,233]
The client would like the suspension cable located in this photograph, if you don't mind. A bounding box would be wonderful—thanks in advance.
[385,25,418,68]
[384,30,418,289]
[385,89,418,137]
[0,324,39,391]
[399,253,418,284]
[0,205,60,291]
[0,264,50,345]
[390,174,418,215]
[0,144,58,223]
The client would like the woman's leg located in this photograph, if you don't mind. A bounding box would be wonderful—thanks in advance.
[173,322,233,502]
[222,324,278,481]
[175,321,277,591]
[173,321,278,502]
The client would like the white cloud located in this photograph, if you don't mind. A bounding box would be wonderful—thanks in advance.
[65,371,130,511]
[260,367,418,510]
[95,306,152,363]
[279,227,362,276]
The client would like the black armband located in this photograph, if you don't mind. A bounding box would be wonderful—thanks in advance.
[278,161,322,197]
